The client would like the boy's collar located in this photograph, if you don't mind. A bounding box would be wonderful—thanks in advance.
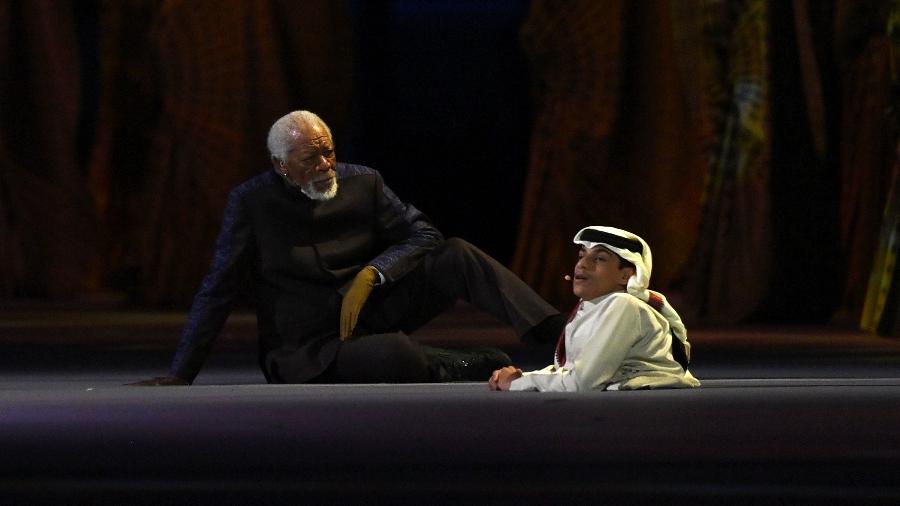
[582,289,627,307]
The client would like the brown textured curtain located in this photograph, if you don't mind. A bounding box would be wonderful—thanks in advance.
[513,0,758,317]
[859,2,900,336]
[137,0,352,305]
[0,1,98,298]
[513,0,708,313]
[1,0,352,305]
[4,0,899,332]
[676,0,771,324]
[833,0,897,325]
[513,0,899,327]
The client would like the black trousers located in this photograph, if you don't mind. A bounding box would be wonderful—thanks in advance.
[315,238,559,383]
[312,332,431,383]
[359,237,557,337]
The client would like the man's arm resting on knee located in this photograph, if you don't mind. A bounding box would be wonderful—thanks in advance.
[368,171,443,283]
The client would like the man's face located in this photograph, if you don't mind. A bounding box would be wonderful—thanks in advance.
[278,120,337,198]
[571,246,634,300]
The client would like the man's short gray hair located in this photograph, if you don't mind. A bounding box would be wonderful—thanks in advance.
[266,110,333,161]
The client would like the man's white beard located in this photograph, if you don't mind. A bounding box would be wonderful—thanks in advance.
[302,177,338,201]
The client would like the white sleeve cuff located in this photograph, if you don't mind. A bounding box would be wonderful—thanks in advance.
[509,375,536,391]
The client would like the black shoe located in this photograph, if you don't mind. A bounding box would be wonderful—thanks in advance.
[421,345,512,382]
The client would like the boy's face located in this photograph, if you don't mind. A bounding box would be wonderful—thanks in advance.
[571,245,635,300]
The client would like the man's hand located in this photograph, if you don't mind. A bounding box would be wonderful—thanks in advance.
[127,376,190,386]
[488,366,523,391]
[340,266,379,340]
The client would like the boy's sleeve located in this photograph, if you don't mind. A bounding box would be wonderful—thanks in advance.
[509,364,573,391]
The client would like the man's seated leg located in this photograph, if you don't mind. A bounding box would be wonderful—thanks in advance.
[405,237,564,343]
[330,332,512,383]
[332,333,431,383]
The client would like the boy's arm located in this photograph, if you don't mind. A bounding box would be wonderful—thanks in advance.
[509,297,639,392]
[508,364,576,391]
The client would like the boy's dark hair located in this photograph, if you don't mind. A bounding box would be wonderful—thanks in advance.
[599,245,636,271]
[617,256,636,271]
[579,244,636,271]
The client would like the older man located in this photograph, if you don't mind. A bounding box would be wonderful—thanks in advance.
[135,111,562,385]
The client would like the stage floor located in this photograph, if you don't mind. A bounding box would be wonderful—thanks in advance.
[2,304,900,504]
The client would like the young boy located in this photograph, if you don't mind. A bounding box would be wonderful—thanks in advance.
[488,226,700,392]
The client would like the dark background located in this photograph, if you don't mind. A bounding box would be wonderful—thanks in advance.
[345,0,532,264]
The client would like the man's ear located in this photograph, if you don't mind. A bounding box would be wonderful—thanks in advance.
[271,156,284,173]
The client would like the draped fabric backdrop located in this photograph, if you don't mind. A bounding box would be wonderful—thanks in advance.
[513,0,900,333]
[673,0,771,324]
[1,0,353,306]
[861,1,900,335]
[513,0,708,314]
[2,0,899,335]
[0,0,97,298]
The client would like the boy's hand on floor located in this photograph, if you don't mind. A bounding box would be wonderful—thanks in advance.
[127,376,190,386]
[488,366,522,391]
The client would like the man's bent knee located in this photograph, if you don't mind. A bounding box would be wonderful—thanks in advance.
[439,237,474,253]
[433,237,482,264]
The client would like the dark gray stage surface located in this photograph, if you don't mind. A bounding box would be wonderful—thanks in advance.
[2,304,900,504]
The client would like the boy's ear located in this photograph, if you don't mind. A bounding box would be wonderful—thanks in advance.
[619,266,636,284]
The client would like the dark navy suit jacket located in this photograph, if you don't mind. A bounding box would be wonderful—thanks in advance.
[170,163,443,383]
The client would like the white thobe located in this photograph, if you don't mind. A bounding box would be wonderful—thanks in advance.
[509,291,700,392]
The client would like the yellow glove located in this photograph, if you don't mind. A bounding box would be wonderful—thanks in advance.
[340,266,379,340]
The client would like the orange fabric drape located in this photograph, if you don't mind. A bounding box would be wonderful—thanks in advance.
[833,0,897,324]
[0,0,353,305]
[514,0,898,327]
[0,0,98,298]
[678,0,772,323]
[1,0,353,305]
[513,0,707,312]
[4,0,899,330]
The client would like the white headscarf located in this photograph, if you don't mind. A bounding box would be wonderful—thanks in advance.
[573,226,690,362]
